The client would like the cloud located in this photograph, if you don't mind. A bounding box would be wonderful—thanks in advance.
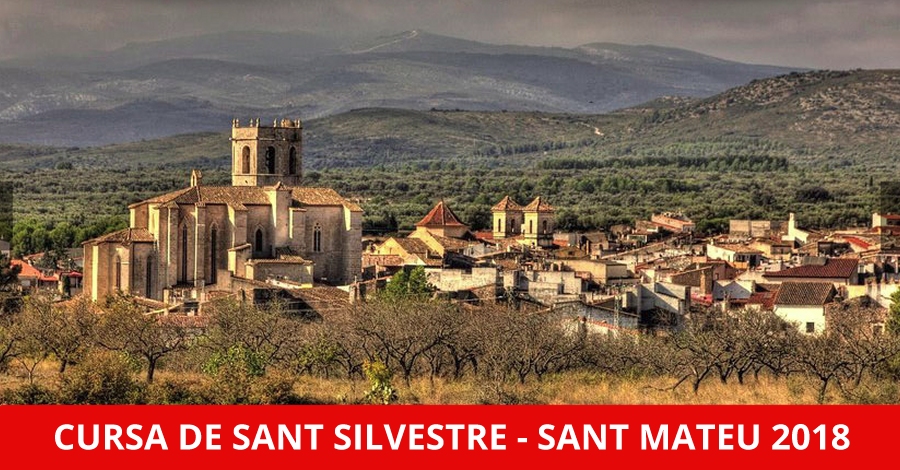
[0,0,896,68]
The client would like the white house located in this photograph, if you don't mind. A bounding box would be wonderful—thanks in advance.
[772,281,836,334]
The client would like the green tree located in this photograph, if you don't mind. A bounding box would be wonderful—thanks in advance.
[382,267,433,301]
[382,269,410,300]
[407,266,433,300]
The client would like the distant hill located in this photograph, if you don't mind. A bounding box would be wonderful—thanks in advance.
[623,69,900,151]
[0,30,799,146]
[3,69,896,170]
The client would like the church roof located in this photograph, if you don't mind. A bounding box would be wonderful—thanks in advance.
[87,228,156,245]
[130,185,362,212]
[491,195,523,212]
[523,196,554,212]
[291,187,363,211]
[416,200,466,227]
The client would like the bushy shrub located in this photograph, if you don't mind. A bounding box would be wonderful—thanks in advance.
[0,383,57,404]
[58,351,144,404]
[145,377,207,405]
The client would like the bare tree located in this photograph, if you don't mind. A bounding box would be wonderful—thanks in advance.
[17,295,96,373]
[203,297,300,372]
[352,298,460,386]
[0,311,23,373]
[97,295,190,383]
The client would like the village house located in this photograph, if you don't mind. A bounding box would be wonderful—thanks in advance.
[369,200,486,272]
[772,281,837,334]
[11,259,50,290]
[729,219,783,239]
[552,259,631,285]
[371,237,442,266]
[782,213,817,246]
[763,257,860,286]
[622,281,692,327]
[705,241,763,269]
[578,231,615,257]
[872,212,900,234]
[650,212,695,233]
[510,269,583,305]
[749,238,793,261]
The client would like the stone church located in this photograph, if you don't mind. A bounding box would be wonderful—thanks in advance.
[83,118,362,302]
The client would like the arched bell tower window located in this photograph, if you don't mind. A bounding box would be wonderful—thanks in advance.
[241,146,251,174]
[265,147,276,174]
[529,220,533,234]
[289,147,297,175]
[313,224,322,252]
[543,220,548,234]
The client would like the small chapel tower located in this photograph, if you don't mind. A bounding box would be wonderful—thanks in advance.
[231,118,303,187]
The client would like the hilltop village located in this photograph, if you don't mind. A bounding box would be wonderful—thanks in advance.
[7,119,898,337]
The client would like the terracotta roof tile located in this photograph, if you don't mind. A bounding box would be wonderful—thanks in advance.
[362,254,405,267]
[429,234,475,251]
[292,187,363,212]
[88,228,156,244]
[523,196,554,212]
[473,231,494,241]
[491,195,523,212]
[774,282,836,306]
[131,185,362,212]
[842,236,873,250]
[764,258,858,279]
[392,238,432,255]
[10,260,40,279]
[416,200,466,227]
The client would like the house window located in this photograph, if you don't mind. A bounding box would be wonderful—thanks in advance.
[806,322,815,333]
[289,147,297,175]
[145,257,153,298]
[255,228,265,257]
[313,224,322,252]
[180,225,188,283]
[209,227,218,285]
[265,147,276,173]
[241,146,251,173]
[114,256,122,291]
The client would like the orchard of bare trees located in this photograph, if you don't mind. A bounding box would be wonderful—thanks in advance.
[1,290,900,404]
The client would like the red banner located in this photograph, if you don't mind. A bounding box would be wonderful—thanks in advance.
[0,405,889,468]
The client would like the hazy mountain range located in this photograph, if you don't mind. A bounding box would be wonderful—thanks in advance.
[0,30,799,146]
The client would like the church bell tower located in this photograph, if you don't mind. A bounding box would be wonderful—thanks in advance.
[231,118,303,187]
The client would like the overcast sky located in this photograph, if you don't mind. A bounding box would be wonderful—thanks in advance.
[0,0,897,69]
